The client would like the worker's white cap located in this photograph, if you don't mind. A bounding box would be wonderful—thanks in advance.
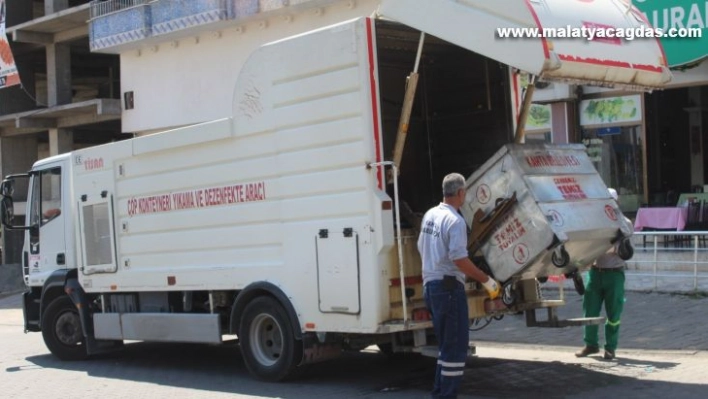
[608,188,618,201]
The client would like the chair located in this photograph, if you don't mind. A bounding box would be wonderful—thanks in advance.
[679,201,702,247]
[700,200,708,246]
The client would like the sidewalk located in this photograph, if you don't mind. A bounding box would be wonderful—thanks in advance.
[551,269,708,293]
[470,288,708,352]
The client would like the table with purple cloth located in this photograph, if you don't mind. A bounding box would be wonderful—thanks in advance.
[634,207,688,232]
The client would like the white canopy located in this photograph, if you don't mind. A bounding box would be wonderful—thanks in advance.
[379,0,671,90]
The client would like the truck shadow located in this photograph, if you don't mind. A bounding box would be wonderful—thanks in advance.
[14,342,704,398]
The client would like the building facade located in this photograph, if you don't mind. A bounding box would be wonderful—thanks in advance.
[0,0,123,263]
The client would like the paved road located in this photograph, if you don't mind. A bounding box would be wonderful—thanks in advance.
[1,289,706,398]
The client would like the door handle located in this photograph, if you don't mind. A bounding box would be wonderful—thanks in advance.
[56,253,65,265]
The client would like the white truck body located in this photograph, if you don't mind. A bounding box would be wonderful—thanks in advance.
[77,21,389,335]
[4,0,669,381]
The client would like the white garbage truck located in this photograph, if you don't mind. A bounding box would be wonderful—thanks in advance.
[1,0,667,381]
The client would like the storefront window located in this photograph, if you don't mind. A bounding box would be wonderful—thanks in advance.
[582,126,643,213]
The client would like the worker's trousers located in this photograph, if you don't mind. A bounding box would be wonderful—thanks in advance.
[582,268,625,352]
[424,279,469,399]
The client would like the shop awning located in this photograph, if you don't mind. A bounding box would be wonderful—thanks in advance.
[378,0,672,90]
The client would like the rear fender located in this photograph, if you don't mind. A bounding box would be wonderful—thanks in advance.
[229,282,302,340]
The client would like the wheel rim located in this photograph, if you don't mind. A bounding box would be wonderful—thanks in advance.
[502,283,516,306]
[54,310,82,346]
[248,313,284,367]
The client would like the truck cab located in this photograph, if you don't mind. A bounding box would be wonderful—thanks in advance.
[2,154,74,332]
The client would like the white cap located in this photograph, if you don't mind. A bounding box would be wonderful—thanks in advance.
[608,188,618,201]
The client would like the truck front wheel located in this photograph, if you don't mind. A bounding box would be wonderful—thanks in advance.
[239,296,303,381]
[41,296,88,361]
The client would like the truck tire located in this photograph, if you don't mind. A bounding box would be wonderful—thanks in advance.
[41,296,88,361]
[239,296,303,381]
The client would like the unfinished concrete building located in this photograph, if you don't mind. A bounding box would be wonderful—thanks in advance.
[0,0,123,263]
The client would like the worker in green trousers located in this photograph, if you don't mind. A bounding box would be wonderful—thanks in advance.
[576,188,632,360]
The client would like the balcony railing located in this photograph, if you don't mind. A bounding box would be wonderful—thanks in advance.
[90,0,151,19]
[90,0,152,52]
[88,0,340,52]
[151,0,229,37]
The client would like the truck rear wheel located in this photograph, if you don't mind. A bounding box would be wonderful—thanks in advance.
[41,296,88,361]
[239,296,302,381]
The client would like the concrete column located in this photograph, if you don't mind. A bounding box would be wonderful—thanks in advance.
[45,0,69,14]
[49,128,73,156]
[46,42,72,107]
[0,136,39,264]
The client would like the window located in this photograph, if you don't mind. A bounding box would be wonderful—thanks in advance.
[40,168,62,225]
[582,126,644,212]
[81,202,113,267]
[29,167,63,227]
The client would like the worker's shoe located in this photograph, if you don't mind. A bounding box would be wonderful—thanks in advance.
[603,350,615,360]
[575,346,599,357]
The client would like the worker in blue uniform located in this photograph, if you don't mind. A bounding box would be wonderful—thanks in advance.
[418,172,501,399]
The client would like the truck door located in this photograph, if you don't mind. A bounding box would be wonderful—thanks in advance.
[316,229,361,315]
[26,166,66,282]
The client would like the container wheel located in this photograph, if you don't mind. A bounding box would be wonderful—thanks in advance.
[239,296,303,381]
[551,246,570,268]
[501,282,516,306]
[41,296,88,361]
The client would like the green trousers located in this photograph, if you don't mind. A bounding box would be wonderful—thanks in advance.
[582,268,625,352]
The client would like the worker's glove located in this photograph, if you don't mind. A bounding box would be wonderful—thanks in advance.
[481,277,501,300]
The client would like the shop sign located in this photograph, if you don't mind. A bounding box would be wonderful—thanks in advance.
[509,71,554,133]
[525,104,552,132]
[596,127,622,136]
[0,0,21,89]
[634,0,708,67]
[579,95,642,126]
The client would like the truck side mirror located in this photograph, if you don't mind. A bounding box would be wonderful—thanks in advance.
[1,196,14,227]
[0,179,14,197]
